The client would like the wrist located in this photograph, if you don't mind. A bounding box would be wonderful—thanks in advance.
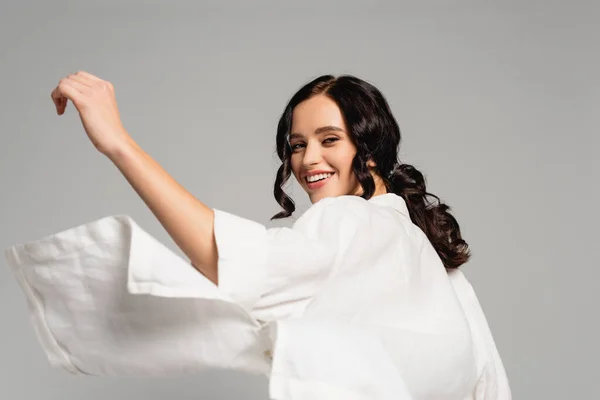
[103,133,139,163]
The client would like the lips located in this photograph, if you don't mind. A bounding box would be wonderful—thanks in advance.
[305,172,334,190]
[303,169,335,179]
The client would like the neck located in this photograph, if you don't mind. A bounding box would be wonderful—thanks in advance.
[352,171,388,197]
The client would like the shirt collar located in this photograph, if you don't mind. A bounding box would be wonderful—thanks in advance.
[368,193,410,217]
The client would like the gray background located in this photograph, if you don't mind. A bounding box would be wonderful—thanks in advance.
[1,0,598,398]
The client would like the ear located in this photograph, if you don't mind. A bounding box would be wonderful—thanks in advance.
[366,159,377,168]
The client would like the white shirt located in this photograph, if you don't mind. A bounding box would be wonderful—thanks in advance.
[4,193,511,399]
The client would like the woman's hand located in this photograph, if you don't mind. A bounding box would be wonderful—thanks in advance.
[51,71,133,156]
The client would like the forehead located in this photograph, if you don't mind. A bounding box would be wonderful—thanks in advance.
[290,95,347,137]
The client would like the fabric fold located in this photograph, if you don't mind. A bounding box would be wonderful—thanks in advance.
[447,269,511,399]
[4,194,511,399]
[4,214,272,378]
[266,318,415,400]
[213,209,269,313]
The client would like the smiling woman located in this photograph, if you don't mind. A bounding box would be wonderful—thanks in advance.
[4,72,511,400]
[285,95,383,203]
[272,75,471,270]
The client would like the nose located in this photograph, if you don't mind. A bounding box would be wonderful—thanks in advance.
[302,140,322,167]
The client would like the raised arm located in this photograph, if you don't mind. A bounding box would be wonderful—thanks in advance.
[51,71,218,284]
[108,139,218,284]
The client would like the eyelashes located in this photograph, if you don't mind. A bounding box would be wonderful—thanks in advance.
[291,137,339,151]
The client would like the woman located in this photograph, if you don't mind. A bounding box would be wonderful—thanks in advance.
[5,72,511,399]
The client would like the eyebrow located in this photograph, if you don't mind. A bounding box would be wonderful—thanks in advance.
[289,125,345,140]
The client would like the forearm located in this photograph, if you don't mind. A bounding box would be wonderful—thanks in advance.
[106,135,218,285]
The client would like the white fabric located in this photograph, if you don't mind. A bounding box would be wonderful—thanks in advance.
[4,193,511,399]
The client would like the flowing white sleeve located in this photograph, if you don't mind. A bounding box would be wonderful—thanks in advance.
[3,198,354,379]
[4,214,271,377]
[447,269,512,400]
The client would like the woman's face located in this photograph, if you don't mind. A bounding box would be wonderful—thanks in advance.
[289,94,362,204]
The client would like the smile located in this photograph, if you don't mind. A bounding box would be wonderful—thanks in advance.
[305,172,334,189]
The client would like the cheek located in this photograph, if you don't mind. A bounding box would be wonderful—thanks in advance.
[335,150,356,174]
[338,154,357,184]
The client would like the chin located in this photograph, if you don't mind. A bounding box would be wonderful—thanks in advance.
[308,194,321,204]
[307,192,324,204]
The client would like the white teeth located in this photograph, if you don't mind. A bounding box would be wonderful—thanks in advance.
[307,173,333,183]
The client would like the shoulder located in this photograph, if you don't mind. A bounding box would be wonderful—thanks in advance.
[295,195,373,226]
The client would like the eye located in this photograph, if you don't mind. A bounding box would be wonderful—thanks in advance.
[290,138,338,152]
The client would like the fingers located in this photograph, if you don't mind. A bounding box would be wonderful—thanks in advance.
[66,77,89,92]
[51,71,104,115]
[75,71,103,82]
[51,79,79,115]
[68,74,93,88]
[50,85,64,114]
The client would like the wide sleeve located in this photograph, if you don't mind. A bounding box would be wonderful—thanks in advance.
[3,197,359,379]
[447,269,512,400]
[4,214,273,377]
[213,196,360,321]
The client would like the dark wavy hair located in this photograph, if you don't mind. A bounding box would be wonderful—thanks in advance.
[271,74,471,269]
